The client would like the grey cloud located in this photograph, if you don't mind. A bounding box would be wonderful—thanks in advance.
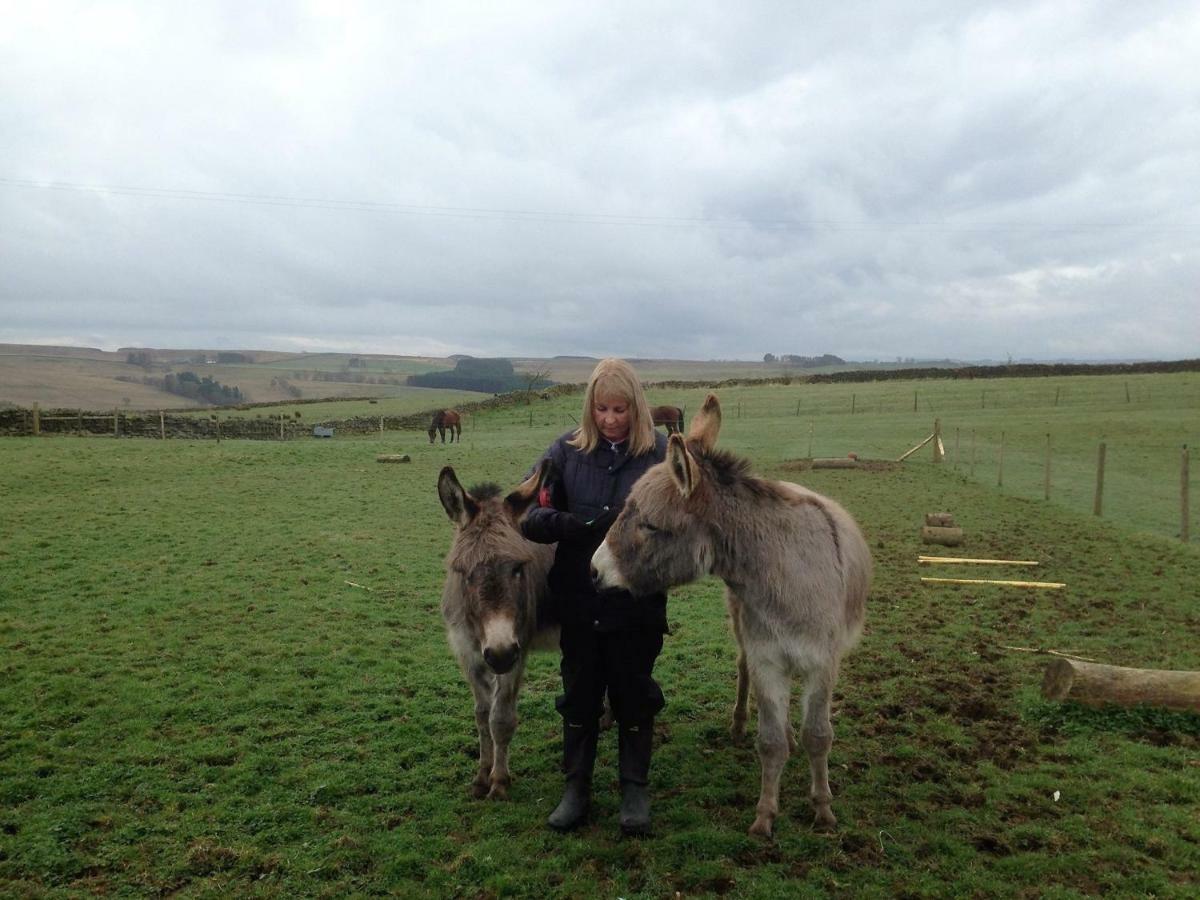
[1,1,1198,362]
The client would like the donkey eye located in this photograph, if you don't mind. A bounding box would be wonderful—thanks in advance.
[512,563,525,578]
[640,522,666,535]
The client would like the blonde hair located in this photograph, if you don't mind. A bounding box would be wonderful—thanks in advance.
[568,358,657,456]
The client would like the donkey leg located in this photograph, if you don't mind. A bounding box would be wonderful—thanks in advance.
[748,661,792,838]
[725,591,750,742]
[486,670,523,799]
[466,667,495,799]
[799,662,839,831]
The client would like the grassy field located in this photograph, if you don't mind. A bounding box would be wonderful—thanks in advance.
[170,391,489,423]
[1,378,1198,897]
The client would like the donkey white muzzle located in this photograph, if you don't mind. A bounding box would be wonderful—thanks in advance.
[481,614,520,675]
[590,540,628,591]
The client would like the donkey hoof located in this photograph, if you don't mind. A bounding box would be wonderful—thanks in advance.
[470,780,489,799]
[811,806,837,832]
[748,816,774,839]
[729,719,747,743]
[486,783,510,801]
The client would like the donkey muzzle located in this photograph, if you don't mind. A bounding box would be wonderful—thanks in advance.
[483,643,520,675]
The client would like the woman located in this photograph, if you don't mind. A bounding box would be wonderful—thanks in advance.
[521,358,669,835]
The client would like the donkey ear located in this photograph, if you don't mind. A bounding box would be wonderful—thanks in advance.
[504,458,555,518]
[687,393,722,451]
[438,466,479,526]
[666,433,700,498]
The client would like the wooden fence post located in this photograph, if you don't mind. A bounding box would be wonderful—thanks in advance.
[808,421,814,459]
[160,410,166,440]
[77,409,83,435]
[114,409,119,437]
[851,394,856,415]
[932,418,944,463]
[1183,445,1191,544]
[1094,441,1106,516]
[795,399,800,416]
[1044,433,1051,500]
[33,402,40,436]
[997,431,1005,487]
[913,390,918,413]
[954,427,960,469]
[970,429,976,478]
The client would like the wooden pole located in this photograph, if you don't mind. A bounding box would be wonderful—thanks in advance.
[851,393,856,415]
[932,419,944,463]
[78,409,83,435]
[795,399,800,416]
[918,556,1039,566]
[997,431,1005,487]
[32,402,40,436]
[1093,442,1106,516]
[1042,658,1200,712]
[380,416,384,434]
[1183,445,1190,544]
[898,433,934,462]
[114,409,119,437]
[969,429,976,478]
[1044,433,1051,500]
[954,428,960,469]
[913,390,918,413]
[921,576,1064,589]
[1124,381,1131,403]
[160,410,166,440]
[808,421,813,458]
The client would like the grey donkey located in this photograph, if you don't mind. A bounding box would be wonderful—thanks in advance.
[591,394,871,837]
[437,461,559,800]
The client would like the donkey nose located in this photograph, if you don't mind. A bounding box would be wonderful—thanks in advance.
[483,644,520,675]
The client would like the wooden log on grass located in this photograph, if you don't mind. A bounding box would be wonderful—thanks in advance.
[376,454,412,463]
[811,458,860,469]
[924,512,956,527]
[920,525,963,546]
[1041,658,1200,712]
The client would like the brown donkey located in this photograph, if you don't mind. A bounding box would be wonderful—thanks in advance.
[591,394,870,837]
[437,461,558,799]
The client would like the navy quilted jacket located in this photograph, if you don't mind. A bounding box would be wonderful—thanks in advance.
[522,429,668,632]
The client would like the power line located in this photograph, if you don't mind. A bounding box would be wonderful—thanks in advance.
[1,176,1195,233]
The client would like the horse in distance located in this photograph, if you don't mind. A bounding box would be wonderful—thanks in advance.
[429,409,462,444]
[437,461,560,799]
[591,394,871,837]
[650,405,685,434]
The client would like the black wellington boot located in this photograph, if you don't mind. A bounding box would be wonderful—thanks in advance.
[547,721,598,832]
[618,721,654,836]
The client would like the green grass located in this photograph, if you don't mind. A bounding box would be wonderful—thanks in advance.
[1,375,1198,897]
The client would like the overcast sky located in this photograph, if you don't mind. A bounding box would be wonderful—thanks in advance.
[2,1,1198,361]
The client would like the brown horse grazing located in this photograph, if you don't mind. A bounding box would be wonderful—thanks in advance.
[591,394,870,837]
[650,405,685,434]
[437,461,560,799]
[429,409,462,444]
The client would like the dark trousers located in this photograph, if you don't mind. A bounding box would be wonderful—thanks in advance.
[556,622,665,726]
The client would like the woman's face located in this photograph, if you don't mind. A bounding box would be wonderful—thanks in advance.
[592,393,631,444]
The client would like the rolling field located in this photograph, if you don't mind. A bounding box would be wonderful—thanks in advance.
[1,378,1198,897]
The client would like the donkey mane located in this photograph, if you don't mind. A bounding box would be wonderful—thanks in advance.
[693,446,793,502]
[468,482,504,500]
